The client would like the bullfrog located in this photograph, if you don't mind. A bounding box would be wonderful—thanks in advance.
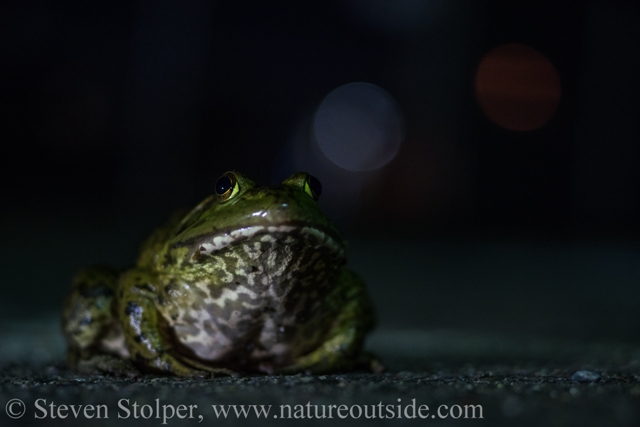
[61,171,377,377]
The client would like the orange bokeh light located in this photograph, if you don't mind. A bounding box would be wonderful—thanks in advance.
[475,43,561,131]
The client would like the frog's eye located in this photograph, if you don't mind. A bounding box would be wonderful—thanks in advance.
[304,174,322,201]
[215,172,240,202]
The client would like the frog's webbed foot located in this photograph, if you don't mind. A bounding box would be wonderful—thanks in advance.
[180,357,237,377]
[277,329,360,375]
[142,352,235,378]
[278,331,382,374]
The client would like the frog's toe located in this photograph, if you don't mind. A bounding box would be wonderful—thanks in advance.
[173,368,231,379]
[141,353,236,378]
[187,370,234,379]
[180,358,238,378]
[75,354,141,378]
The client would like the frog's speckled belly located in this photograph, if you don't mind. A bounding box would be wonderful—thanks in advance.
[166,232,343,366]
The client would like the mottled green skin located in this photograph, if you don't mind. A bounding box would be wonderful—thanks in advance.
[61,172,376,377]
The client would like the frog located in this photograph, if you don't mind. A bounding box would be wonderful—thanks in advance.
[61,171,377,377]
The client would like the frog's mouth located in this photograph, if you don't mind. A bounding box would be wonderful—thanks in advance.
[188,224,345,261]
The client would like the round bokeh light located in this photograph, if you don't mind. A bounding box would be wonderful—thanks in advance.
[475,43,561,131]
[312,82,404,172]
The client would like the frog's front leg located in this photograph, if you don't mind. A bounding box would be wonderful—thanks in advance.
[118,269,233,377]
[278,269,378,374]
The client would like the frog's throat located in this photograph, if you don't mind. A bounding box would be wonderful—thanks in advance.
[189,225,345,259]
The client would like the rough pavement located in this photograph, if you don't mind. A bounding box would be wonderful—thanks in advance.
[2,318,640,426]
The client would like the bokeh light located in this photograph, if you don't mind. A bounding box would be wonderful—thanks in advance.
[475,43,561,131]
[312,82,404,171]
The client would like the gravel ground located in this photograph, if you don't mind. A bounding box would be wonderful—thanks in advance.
[2,238,640,426]
[2,318,640,427]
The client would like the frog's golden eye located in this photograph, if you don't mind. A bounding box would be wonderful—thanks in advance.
[304,174,322,201]
[215,172,240,202]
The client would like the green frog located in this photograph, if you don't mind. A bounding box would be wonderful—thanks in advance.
[61,171,377,377]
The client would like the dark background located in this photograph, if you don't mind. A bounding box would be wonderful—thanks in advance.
[1,0,640,341]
